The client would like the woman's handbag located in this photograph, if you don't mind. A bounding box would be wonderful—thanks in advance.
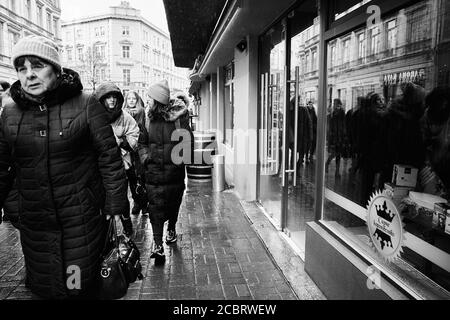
[98,218,129,300]
[118,234,144,283]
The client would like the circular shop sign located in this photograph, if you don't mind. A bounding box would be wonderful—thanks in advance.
[367,192,404,262]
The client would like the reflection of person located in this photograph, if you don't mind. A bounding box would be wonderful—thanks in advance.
[0,36,129,299]
[420,86,450,196]
[353,92,385,204]
[95,82,139,236]
[306,101,317,162]
[379,83,426,187]
[122,90,148,215]
[326,99,346,177]
[138,80,194,261]
[288,97,312,172]
[0,81,11,116]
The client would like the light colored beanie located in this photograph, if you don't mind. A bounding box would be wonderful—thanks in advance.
[147,79,170,105]
[11,35,62,72]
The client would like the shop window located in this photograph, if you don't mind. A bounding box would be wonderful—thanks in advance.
[323,0,450,295]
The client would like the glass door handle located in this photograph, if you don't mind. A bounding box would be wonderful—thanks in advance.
[282,66,288,187]
[260,73,265,174]
[283,66,300,187]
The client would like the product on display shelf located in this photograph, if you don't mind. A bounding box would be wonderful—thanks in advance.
[384,182,414,202]
[392,164,418,188]
[433,203,449,232]
[409,192,447,210]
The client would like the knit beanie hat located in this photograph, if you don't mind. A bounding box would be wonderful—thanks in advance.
[11,35,62,72]
[147,79,170,105]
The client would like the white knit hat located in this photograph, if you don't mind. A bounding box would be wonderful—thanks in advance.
[147,79,170,105]
[11,35,62,72]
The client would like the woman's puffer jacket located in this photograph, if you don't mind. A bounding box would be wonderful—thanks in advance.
[0,68,128,299]
[138,97,194,221]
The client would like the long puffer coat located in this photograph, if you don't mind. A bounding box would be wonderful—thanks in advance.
[94,83,140,171]
[0,68,128,299]
[138,98,194,222]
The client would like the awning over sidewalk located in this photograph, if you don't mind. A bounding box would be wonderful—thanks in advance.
[162,0,227,68]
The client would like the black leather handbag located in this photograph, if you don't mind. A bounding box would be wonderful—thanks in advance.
[118,234,144,284]
[98,218,129,300]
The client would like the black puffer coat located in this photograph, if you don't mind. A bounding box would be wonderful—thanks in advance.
[0,68,128,299]
[138,98,193,221]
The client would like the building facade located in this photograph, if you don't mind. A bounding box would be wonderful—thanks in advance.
[164,0,450,299]
[61,1,189,96]
[0,0,61,83]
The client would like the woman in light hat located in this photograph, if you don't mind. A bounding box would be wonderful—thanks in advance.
[138,79,193,261]
[0,35,129,299]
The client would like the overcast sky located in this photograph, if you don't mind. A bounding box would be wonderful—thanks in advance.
[60,0,169,32]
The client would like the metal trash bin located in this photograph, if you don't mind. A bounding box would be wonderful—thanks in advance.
[211,155,225,192]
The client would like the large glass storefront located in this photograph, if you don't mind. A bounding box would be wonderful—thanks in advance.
[258,0,450,297]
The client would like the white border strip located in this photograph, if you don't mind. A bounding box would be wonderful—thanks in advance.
[325,188,450,273]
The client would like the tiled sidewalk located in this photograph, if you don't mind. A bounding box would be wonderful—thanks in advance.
[0,179,316,300]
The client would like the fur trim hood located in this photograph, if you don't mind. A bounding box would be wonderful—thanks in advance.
[148,96,189,122]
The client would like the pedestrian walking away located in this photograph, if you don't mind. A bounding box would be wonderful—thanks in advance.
[138,79,194,262]
[0,35,129,299]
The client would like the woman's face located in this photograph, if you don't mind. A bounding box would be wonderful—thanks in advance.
[127,93,137,108]
[104,94,118,109]
[17,58,58,96]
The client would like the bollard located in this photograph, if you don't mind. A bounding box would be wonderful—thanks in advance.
[211,155,225,192]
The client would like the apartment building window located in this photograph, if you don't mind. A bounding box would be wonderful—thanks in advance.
[358,33,366,59]
[343,38,350,63]
[9,0,15,11]
[66,48,72,61]
[37,5,43,26]
[143,47,149,63]
[8,31,20,56]
[95,27,100,37]
[53,19,58,37]
[25,0,32,20]
[144,31,148,42]
[101,69,106,81]
[94,44,105,60]
[312,50,317,71]
[386,20,397,53]
[409,8,429,43]
[100,26,105,36]
[122,26,130,36]
[305,53,310,72]
[370,26,380,55]
[330,44,336,67]
[122,46,130,59]
[123,69,130,85]
[77,47,83,61]
[47,12,52,32]
[76,29,82,39]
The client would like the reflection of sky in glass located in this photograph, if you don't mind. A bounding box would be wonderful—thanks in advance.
[335,0,373,21]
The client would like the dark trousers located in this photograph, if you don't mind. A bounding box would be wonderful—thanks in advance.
[126,166,147,209]
[150,209,179,246]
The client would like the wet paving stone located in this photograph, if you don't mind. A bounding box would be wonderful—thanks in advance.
[0,179,318,300]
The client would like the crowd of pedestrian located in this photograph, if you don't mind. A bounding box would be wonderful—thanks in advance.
[0,35,194,299]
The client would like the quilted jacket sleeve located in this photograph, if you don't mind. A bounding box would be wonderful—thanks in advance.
[0,112,14,209]
[138,116,150,166]
[86,94,128,216]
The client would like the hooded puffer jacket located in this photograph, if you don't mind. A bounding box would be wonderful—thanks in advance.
[95,83,140,170]
[138,97,194,221]
[0,68,128,299]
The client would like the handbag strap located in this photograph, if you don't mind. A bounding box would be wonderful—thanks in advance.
[102,218,119,256]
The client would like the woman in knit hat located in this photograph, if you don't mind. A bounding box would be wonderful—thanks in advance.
[0,35,129,299]
[138,79,194,261]
[122,90,148,216]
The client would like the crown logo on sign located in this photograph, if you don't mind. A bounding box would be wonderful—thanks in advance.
[375,201,395,222]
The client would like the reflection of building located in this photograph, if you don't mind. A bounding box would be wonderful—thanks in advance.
[327,0,440,111]
[61,1,189,95]
[164,0,450,300]
[0,0,62,83]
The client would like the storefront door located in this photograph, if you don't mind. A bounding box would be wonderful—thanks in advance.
[284,2,319,252]
[258,20,286,227]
